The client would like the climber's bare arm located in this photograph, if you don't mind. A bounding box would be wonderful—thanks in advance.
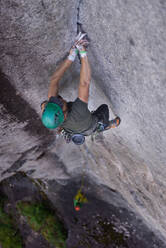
[48,58,72,99]
[78,55,91,103]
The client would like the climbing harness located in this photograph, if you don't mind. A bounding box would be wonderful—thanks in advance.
[60,117,121,145]
[60,116,121,145]
[60,128,94,145]
[61,129,72,143]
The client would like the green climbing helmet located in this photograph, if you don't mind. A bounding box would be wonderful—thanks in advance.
[42,102,64,129]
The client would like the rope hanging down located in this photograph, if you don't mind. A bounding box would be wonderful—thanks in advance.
[73,145,88,211]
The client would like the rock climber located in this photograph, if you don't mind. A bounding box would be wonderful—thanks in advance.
[41,32,120,145]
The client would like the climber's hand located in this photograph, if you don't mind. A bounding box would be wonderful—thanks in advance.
[75,32,87,44]
[75,39,89,51]
[73,32,89,50]
[68,32,89,61]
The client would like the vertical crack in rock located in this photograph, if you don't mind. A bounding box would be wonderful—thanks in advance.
[77,0,83,33]
[41,0,46,9]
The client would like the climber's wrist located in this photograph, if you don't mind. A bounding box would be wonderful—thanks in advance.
[67,48,78,62]
[79,50,87,58]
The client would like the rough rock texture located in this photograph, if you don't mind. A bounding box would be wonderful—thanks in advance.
[0,172,67,248]
[1,172,166,248]
[0,0,166,246]
[79,0,166,168]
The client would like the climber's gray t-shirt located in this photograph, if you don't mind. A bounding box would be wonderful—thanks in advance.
[61,98,98,135]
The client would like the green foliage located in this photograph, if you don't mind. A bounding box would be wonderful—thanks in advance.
[17,202,47,231]
[17,201,67,248]
[0,196,22,248]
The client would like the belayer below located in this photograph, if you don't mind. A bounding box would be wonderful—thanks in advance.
[73,189,88,211]
[41,32,121,145]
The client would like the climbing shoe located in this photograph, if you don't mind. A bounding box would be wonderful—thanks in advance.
[105,116,121,130]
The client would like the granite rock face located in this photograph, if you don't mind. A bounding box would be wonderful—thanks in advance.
[0,0,166,246]
[79,0,166,168]
[1,172,166,248]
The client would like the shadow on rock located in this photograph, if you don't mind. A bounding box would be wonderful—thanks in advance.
[0,69,52,140]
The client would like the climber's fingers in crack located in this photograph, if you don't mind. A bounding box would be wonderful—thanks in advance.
[75,32,87,42]
[75,32,82,41]
[75,39,89,49]
[73,34,88,47]
[79,39,89,45]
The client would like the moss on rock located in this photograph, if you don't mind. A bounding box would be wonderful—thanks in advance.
[0,195,22,248]
[17,201,67,248]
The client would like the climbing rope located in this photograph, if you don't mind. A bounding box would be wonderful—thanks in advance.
[73,145,88,211]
